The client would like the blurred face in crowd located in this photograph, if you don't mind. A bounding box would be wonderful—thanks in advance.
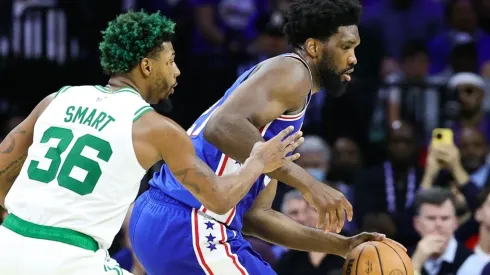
[387,121,417,167]
[296,150,328,182]
[296,136,329,182]
[414,200,458,240]
[283,198,310,226]
[459,128,488,172]
[450,0,478,33]
[327,137,362,183]
[402,52,429,80]
[458,84,484,116]
[476,193,490,229]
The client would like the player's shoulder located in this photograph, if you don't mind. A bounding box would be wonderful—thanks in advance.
[258,55,312,99]
[134,110,186,140]
[262,55,311,83]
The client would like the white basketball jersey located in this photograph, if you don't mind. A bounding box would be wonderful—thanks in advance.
[5,85,152,249]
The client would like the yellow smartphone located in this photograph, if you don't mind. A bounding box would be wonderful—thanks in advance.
[431,128,454,145]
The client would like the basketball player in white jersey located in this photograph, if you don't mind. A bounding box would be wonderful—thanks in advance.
[0,11,304,275]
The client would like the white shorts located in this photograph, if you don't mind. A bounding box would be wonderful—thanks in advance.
[0,225,132,275]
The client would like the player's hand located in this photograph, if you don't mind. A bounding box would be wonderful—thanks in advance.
[412,235,448,269]
[343,233,406,258]
[250,126,304,173]
[301,183,353,233]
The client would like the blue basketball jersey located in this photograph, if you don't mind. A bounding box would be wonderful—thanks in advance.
[149,53,313,231]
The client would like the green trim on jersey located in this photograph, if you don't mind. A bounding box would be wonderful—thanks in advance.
[133,105,154,122]
[54,86,71,98]
[2,214,99,251]
[94,85,141,97]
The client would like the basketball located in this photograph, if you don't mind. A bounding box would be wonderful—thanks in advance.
[342,241,414,275]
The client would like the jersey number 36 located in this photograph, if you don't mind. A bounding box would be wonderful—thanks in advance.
[27,126,112,195]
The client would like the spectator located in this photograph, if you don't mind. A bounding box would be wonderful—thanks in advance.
[237,10,289,76]
[382,41,441,140]
[410,187,487,275]
[274,190,344,275]
[354,120,422,245]
[428,0,490,75]
[361,0,444,60]
[475,188,490,260]
[271,190,311,259]
[295,135,331,182]
[422,127,490,247]
[273,135,330,211]
[445,73,490,144]
[326,136,362,231]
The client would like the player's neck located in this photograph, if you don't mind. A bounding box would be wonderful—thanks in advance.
[107,76,147,99]
[292,49,322,93]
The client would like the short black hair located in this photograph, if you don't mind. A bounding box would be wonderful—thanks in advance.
[414,187,456,215]
[99,10,176,75]
[283,0,362,48]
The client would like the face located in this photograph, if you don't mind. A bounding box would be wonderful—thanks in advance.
[328,138,362,182]
[459,128,488,172]
[296,152,328,182]
[476,194,490,228]
[283,198,310,226]
[451,0,477,32]
[388,123,417,166]
[310,25,360,97]
[458,84,484,115]
[414,200,458,239]
[141,42,180,104]
[402,52,429,80]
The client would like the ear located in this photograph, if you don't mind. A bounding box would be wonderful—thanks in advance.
[139,57,152,77]
[305,38,321,59]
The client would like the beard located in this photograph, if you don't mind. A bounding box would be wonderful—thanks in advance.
[317,53,354,97]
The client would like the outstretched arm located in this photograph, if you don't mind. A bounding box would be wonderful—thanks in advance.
[204,57,353,232]
[242,181,349,256]
[242,181,398,258]
[149,113,302,215]
[0,94,54,207]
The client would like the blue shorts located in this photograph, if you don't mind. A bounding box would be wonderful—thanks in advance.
[129,188,276,275]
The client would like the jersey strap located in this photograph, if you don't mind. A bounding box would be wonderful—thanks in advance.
[54,86,71,98]
[133,105,154,122]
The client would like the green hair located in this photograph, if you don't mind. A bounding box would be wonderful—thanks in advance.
[99,10,176,75]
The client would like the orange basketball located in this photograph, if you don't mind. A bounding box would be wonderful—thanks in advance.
[342,240,414,275]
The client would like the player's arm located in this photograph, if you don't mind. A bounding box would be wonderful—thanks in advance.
[204,58,312,187]
[0,94,55,208]
[204,57,353,232]
[148,114,302,214]
[242,182,393,258]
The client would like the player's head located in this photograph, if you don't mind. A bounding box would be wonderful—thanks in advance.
[99,11,180,104]
[284,0,361,97]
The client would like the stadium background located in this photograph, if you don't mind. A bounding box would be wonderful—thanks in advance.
[1,0,490,274]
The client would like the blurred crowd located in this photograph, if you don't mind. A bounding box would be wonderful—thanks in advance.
[2,0,490,274]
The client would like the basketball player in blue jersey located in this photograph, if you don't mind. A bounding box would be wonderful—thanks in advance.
[130,0,404,274]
